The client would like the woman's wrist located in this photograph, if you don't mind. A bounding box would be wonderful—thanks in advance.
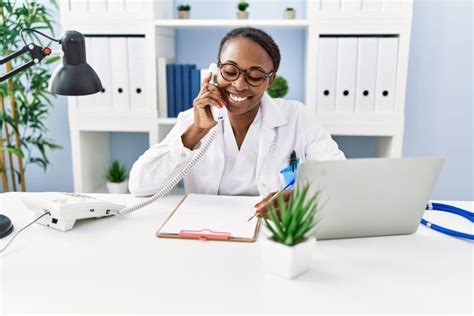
[181,124,213,150]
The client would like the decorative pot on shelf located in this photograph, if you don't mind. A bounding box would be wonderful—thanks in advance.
[283,8,296,19]
[237,11,249,19]
[106,180,128,194]
[178,10,190,19]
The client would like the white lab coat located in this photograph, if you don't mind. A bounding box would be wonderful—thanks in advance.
[129,93,345,197]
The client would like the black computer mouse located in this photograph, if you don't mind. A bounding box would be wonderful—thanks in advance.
[0,214,13,238]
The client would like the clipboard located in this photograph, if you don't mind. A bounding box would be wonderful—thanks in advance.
[156,194,262,242]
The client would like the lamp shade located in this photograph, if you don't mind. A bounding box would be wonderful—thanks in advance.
[49,31,102,96]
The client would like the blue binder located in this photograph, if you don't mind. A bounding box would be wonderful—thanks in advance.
[191,68,201,108]
[166,64,175,118]
[174,64,184,115]
[182,64,196,111]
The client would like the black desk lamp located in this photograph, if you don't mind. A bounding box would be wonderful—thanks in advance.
[0,28,102,95]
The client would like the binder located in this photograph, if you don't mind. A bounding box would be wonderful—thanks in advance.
[336,37,358,113]
[362,0,383,10]
[317,37,338,112]
[90,37,113,111]
[174,64,184,115]
[320,0,340,10]
[355,37,378,113]
[108,0,125,12]
[190,68,201,105]
[157,57,174,118]
[157,194,262,242]
[182,64,196,111]
[126,0,144,12]
[70,0,88,12]
[127,37,146,110]
[375,37,399,112]
[77,37,96,111]
[89,0,107,12]
[166,64,176,117]
[341,0,361,10]
[110,37,131,111]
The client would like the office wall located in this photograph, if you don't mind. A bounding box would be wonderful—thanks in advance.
[16,0,472,200]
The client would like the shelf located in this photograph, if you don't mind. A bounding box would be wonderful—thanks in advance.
[157,117,178,125]
[154,19,309,28]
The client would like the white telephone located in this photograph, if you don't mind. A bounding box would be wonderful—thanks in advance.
[20,63,224,231]
[22,192,125,231]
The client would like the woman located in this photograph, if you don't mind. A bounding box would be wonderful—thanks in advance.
[129,27,345,214]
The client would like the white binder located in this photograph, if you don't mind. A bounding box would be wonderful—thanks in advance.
[110,37,131,111]
[375,37,399,112]
[336,37,358,113]
[320,0,340,10]
[90,37,113,111]
[69,0,88,12]
[317,37,338,112]
[89,0,107,12]
[77,37,95,111]
[355,37,378,113]
[341,0,361,10]
[108,0,125,12]
[362,0,383,10]
[127,37,146,110]
[125,0,144,12]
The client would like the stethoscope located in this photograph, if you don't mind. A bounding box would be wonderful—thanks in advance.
[421,202,473,240]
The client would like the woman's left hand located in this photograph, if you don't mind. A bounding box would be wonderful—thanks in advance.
[254,190,293,219]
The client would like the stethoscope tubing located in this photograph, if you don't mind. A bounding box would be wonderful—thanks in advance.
[421,202,473,240]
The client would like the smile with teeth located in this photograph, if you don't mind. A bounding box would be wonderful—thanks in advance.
[228,93,249,102]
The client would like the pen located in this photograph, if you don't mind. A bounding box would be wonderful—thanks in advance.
[247,180,294,222]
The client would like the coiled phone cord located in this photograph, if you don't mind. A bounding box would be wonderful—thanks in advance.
[117,121,221,216]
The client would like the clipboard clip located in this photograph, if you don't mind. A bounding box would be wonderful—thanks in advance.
[179,229,232,241]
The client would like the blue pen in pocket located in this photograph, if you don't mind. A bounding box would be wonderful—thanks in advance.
[280,150,299,190]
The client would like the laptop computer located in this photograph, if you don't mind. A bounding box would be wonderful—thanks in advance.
[296,157,444,240]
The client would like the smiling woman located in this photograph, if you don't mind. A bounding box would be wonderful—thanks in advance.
[128,27,345,209]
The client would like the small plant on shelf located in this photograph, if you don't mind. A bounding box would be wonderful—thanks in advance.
[283,7,296,19]
[237,1,249,19]
[267,75,289,98]
[105,160,128,194]
[177,4,191,19]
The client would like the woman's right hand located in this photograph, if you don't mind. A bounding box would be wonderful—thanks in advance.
[192,72,227,131]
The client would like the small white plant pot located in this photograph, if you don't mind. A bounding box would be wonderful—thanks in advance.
[178,11,190,19]
[283,10,296,19]
[106,180,128,194]
[237,11,249,19]
[260,236,316,279]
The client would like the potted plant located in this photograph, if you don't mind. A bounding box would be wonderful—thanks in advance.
[283,7,296,19]
[267,75,289,98]
[105,160,128,194]
[260,185,320,279]
[177,4,191,19]
[0,1,62,192]
[237,1,249,19]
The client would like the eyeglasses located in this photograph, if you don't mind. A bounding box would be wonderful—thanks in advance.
[217,61,274,87]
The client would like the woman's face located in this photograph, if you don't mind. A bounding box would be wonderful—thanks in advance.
[217,37,275,116]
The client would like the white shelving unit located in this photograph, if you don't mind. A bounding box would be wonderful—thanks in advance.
[60,0,413,193]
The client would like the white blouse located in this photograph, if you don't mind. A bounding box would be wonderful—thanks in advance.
[217,108,262,196]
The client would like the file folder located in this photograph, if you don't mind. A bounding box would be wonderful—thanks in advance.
[375,37,399,112]
[77,36,96,111]
[362,0,383,10]
[336,37,358,113]
[89,0,107,12]
[174,64,184,115]
[166,64,176,117]
[108,0,125,12]
[110,37,131,111]
[355,37,378,113]
[91,37,113,111]
[317,37,338,112]
[157,57,175,118]
[341,0,361,10]
[157,194,262,242]
[127,37,146,110]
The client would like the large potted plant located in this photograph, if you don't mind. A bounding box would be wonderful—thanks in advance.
[260,185,320,279]
[105,160,128,194]
[267,75,289,98]
[0,1,62,192]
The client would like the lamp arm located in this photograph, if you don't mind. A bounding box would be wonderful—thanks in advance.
[0,43,52,83]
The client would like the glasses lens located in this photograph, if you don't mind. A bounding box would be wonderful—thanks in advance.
[220,64,239,81]
[246,68,266,86]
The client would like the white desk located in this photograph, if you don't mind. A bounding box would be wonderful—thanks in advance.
[0,193,472,314]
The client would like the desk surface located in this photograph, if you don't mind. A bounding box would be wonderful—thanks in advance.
[0,193,472,314]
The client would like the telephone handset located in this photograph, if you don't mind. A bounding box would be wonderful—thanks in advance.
[207,62,223,122]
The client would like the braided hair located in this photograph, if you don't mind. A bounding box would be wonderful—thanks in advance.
[218,27,281,72]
